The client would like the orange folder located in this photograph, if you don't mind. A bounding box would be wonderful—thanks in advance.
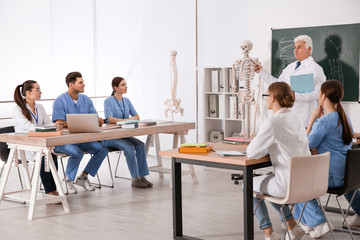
[178,146,213,153]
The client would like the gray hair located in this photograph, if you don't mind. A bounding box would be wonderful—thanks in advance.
[294,35,313,54]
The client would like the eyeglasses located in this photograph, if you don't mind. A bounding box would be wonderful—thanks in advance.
[262,94,271,100]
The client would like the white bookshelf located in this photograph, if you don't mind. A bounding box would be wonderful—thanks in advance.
[203,66,242,142]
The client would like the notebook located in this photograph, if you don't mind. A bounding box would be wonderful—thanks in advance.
[66,114,101,133]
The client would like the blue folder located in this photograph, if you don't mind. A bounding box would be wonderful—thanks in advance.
[290,73,314,93]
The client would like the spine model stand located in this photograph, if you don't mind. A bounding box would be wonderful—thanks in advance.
[232,40,261,138]
[164,50,184,119]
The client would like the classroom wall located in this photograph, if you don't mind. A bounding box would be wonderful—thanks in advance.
[0,0,359,147]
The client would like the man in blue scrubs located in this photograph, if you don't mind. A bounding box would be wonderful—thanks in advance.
[52,72,108,194]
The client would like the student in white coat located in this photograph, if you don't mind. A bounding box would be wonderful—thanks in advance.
[247,82,311,240]
[254,35,326,127]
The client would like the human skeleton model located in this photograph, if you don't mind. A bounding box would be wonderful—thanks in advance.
[232,40,261,138]
[164,50,184,118]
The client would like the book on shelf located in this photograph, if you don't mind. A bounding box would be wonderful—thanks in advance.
[138,121,157,127]
[223,140,248,145]
[35,125,57,132]
[178,143,213,153]
[121,123,138,129]
[224,136,252,142]
[223,136,252,145]
[28,130,63,137]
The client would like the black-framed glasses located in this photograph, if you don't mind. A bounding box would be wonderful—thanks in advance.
[262,94,271,100]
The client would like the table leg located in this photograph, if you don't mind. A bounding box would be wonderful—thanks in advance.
[145,134,153,156]
[154,134,164,178]
[172,157,183,238]
[46,149,70,213]
[28,149,43,220]
[178,132,198,184]
[19,150,32,189]
[0,146,17,202]
[243,166,254,240]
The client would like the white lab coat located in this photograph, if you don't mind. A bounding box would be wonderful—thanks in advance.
[247,108,310,198]
[259,56,326,126]
[12,103,53,161]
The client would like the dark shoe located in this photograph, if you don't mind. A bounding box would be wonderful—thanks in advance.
[132,178,148,188]
[140,177,153,187]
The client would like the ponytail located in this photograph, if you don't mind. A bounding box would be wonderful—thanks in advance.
[320,80,353,145]
[337,103,353,145]
[110,77,125,96]
[13,81,37,122]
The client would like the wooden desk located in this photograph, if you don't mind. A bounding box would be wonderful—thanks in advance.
[0,121,195,220]
[159,142,271,240]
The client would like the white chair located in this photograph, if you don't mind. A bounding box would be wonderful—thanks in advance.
[254,152,336,240]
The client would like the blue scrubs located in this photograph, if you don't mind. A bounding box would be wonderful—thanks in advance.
[102,96,149,178]
[52,93,108,181]
[294,112,360,227]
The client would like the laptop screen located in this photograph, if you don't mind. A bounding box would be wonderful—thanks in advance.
[66,114,100,133]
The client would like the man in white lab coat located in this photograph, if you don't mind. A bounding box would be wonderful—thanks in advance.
[254,35,326,126]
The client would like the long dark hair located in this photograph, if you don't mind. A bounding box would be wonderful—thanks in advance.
[14,80,37,122]
[110,77,125,96]
[321,80,353,145]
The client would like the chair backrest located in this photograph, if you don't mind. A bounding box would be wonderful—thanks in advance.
[0,126,15,163]
[285,152,330,204]
[342,149,360,193]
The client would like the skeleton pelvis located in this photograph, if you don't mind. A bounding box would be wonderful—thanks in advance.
[237,89,254,103]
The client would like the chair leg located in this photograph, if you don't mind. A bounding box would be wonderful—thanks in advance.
[316,198,337,240]
[91,154,115,188]
[114,151,131,180]
[296,201,308,226]
[280,206,291,240]
[253,199,262,215]
[325,193,332,208]
[339,190,358,239]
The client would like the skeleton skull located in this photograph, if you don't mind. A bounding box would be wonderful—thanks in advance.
[240,40,253,57]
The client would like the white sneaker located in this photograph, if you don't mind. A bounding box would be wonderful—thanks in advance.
[265,231,281,240]
[309,222,331,239]
[299,222,312,234]
[285,224,305,240]
[74,175,96,191]
[64,179,77,194]
[345,214,360,227]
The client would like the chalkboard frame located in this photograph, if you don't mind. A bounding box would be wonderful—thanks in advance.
[271,23,360,102]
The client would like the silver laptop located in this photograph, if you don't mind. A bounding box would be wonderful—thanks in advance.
[66,114,101,133]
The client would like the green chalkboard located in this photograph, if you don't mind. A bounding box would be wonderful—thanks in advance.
[272,23,360,101]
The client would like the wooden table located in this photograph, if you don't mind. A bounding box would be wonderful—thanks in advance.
[0,121,195,220]
[159,142,271,240]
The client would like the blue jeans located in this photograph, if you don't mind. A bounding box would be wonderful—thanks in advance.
[294,187,360,227]
[254,197,294,230]
[102,137,149,178]
[54,141,108,181]
[40,153,58,193]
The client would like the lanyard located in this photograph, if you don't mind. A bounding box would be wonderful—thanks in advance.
[114,96,125,118]
[30,108,39,124]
